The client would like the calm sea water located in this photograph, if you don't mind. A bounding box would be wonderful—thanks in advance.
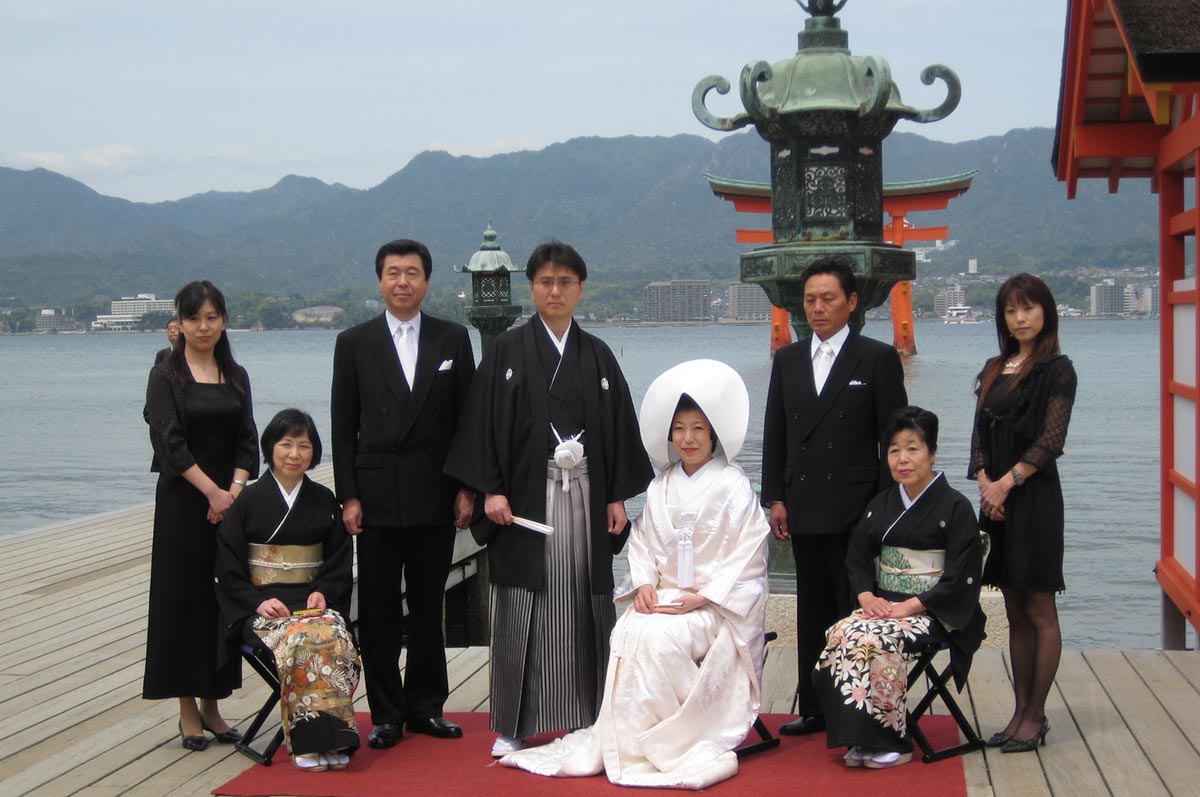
[0,320,1165,649]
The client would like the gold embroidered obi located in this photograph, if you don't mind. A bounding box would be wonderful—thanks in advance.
[878,546,944,594]
[247,543,323,586]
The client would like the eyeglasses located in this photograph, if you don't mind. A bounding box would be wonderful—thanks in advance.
[533,278,580,291]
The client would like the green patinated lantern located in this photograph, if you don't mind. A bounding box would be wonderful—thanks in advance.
[693,0,960,336]
[456,222,522,357]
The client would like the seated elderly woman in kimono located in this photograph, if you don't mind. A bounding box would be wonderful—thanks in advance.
[502,359,771,790]
[215,409,360,773]
[814,406,985,769]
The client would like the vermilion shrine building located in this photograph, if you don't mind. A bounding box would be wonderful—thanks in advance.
[1054,0,1200,647]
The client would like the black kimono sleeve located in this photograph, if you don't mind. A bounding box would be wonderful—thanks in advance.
[309,495,353,615]
[846,492,887,599]
[445,344,507,495]
[214,495,262,630]
[601,352,655,505]
[916,493,983,632]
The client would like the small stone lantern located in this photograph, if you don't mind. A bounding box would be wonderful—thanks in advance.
[456,223,522,358]
[692,0,960,338]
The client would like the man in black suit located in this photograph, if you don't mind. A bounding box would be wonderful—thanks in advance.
[760,256,908,736]
[331,239,476,748]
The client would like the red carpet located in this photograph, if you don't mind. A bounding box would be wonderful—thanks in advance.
[214,713,967,796]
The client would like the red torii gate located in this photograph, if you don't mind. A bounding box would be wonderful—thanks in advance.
[704,171,975,354]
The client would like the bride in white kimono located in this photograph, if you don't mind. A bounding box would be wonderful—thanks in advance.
[501,359,771,789]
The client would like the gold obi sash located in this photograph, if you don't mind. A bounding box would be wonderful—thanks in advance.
[878,546,944,595]
[248,543,323,586]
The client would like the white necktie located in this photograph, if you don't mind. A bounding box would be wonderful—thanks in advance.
[814,340,834,395]
[397,323,417,388]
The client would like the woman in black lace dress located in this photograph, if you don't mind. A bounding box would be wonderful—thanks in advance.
[970,273,1077,754]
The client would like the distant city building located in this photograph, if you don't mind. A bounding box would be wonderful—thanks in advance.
[111,293,174,316]
[727,282,772,321]
[1124,282,1160,317]
[91,314,139,331]
[934,284,966,318]
[292,305,343,324]
[1090,279,1125,317]
[92,293,175,331]
[642,280,711,322]
[34,308,81,333]
[968,258,979,274]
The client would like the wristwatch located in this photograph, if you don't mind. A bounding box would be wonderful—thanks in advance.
[1009,467,1025,486]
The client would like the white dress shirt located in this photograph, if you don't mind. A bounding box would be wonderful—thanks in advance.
[385,310,422,388]
[810,324,850,395]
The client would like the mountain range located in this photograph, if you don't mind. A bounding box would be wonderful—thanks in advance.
[0,127,1160,306]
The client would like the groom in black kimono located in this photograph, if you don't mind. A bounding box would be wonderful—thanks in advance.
[445,240,653,757]
[761,256,908,736]
[331,239,475,747]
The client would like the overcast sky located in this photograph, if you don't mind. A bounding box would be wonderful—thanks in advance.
[0,0,1068,202]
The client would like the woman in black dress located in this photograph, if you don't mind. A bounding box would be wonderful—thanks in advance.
[143,281,258,751]
[971,273,1077,754]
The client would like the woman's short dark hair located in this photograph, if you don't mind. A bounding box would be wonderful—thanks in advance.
[526,240,588,282]
[883,406,939,454]
[260,408,322,468]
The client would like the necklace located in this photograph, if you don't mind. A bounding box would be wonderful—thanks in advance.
[1004,356,1027,370]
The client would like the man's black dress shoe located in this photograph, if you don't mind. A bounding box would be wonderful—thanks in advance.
[778,715,826,736]
[407,717,463,739]
[368,723,403,749]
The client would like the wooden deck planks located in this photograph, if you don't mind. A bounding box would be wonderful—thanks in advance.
[965,650,1052,797]
[1057,650,1168,796]
[1084,649,1200,795]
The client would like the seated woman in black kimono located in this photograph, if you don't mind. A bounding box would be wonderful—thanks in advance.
[215,409,360,772]
[814,406,985,769]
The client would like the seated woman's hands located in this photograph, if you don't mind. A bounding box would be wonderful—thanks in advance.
[858,592,926,620]
[634,585,658,614]
[635,585,710,615]
[657,592,710,615]
[256,598,291,619]
[306,592,327,611]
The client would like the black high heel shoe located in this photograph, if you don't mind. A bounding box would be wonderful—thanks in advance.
[983,731,1011,748]
[1000,722,1050,754]
[179,721,210,752]
[200,718,243,744]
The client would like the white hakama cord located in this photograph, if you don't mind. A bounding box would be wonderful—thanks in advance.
[502,458,770,789]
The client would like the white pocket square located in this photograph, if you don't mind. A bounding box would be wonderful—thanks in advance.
[849,379,866,386]
[438,359,454,371]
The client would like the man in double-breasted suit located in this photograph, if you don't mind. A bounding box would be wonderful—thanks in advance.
[331,239,476,747]
[760,256,907,736]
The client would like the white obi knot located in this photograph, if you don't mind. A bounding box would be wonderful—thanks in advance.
[676,511,697,588]
[551,423,584,493]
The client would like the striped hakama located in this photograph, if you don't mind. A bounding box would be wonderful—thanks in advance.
[489,458,616,737]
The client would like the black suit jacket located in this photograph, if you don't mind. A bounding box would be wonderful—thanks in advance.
[761,329,907,536]
[331,312,475,529]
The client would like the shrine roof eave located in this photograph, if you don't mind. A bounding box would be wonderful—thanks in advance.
[702,171,977,201]
[1053,0,1200,188]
